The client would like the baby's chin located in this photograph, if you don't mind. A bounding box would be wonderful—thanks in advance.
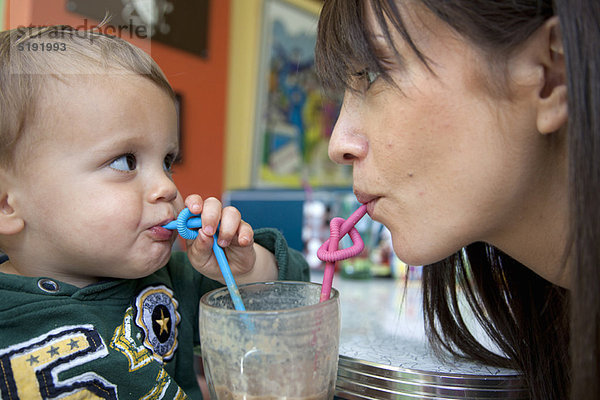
[140,249,174,277]
[115,247,174,280]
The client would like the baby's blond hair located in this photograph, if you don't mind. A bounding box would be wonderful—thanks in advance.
[0,25,175,169]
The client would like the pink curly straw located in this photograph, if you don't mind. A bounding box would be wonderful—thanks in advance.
[317,204,368,302]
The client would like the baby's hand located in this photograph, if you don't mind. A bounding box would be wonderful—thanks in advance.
[183,195,277,284]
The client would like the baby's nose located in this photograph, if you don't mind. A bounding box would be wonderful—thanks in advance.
[149,174,178,203]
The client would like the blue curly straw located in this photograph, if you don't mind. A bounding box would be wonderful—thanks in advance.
[163,208,246,312]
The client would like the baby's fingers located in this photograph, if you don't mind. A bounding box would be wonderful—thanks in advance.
[218,214,253,248]
[185,229,215,268]
[199,197,222,236]
[184,194,204,214]
[236,220,254,247]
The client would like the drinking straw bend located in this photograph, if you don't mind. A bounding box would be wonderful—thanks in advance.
[317,204,368,302]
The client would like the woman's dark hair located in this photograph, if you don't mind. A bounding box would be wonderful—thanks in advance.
[555,1,600,399]
[422,244,569,399]
[316,1,600,399]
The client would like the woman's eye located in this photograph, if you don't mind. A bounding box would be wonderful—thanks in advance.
[366,70,380,86]
[109,153,137,172]
[352,68,380,90]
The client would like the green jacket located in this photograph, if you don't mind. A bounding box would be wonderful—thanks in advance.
[0,228,309,399]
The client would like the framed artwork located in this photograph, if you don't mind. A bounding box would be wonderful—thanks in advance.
[251,0,351,188]
[66,0,210,58]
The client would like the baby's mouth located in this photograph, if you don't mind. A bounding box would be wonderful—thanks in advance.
[149,225,175,241]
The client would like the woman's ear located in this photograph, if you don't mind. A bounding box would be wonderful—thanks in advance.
[535,17,568,134]
[507,17,568,135]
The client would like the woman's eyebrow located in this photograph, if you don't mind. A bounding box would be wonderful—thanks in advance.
[367,33,401,57]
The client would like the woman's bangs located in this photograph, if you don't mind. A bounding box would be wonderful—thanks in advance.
[315,0,379,93]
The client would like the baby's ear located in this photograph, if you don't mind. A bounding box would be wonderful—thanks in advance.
[0,194,24,235]
[0,174,24,236]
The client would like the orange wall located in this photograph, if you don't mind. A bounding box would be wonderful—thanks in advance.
[5,0,229,199]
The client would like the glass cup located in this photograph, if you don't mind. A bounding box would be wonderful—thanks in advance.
[199,281,340,399]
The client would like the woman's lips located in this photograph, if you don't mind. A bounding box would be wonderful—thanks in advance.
[354,192,380,216]
[366,198,378,216]
[354,191,378,204]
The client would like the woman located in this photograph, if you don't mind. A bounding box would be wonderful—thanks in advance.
[315,1,598,399]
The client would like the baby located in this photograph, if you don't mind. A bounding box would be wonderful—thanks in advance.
[0,26,308,399]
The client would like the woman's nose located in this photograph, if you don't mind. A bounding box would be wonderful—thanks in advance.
[328,95,368,165]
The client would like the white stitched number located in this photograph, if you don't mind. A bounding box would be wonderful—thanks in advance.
[0,326,117,399]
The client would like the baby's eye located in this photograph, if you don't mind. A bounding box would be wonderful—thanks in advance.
[109,153,137,172]
[163,154,176,173]
[352,68,380,90]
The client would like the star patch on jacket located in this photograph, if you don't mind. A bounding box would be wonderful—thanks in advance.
[134,285,181,362]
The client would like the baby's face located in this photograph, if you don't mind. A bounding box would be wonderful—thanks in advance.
[11,74,182,287]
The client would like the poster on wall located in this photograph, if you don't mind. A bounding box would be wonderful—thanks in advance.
[65,0,210,58]
[252,0,351,188]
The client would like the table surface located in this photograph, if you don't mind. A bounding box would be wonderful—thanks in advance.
[310,270,519,376]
